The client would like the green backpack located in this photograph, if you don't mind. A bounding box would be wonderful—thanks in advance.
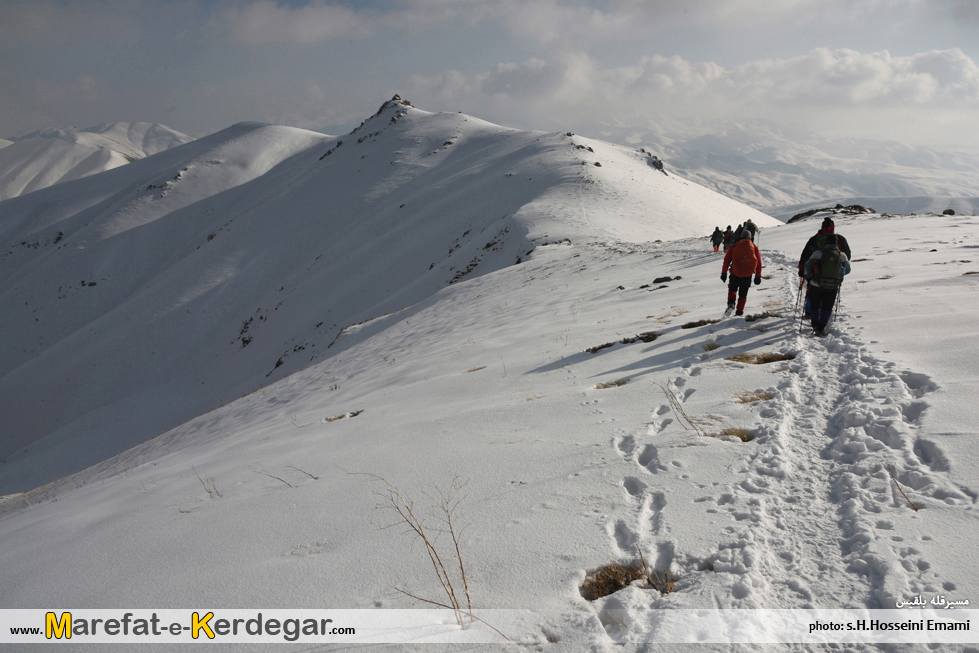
[815,247,844,288]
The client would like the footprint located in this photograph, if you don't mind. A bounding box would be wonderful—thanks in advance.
[899,371,939,398]
[650,492,667,534]
[617,435,636,456]
[682,388,695,402]
[612,520,638,552]
[901,401,928,424]
[912,438,950,472]
[638,444,666,473]
[623,476,647,497]
[656,404,671,416]
[654,540,675,570]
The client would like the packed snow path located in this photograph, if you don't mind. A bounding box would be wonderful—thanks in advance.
[594,239,975,648]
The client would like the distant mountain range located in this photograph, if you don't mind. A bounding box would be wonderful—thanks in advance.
[4,118,978,219]
[597,119,979,217]
[0,122,193,201]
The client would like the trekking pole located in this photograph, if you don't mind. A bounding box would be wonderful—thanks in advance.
[796,277,806,333]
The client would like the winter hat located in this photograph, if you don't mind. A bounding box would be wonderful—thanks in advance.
[726,225,732,230]
[822,217,835,232]
[741,229,753,240]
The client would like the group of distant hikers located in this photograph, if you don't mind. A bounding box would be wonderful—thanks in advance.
[709,217,851,336]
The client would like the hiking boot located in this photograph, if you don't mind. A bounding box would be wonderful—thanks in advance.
[735,310,743,316]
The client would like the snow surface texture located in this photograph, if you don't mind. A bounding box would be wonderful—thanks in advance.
[2,101,978,651]
[0,122,192,201]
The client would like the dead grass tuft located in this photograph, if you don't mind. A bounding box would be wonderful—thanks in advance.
[596,379,628,389]
[587,332,658,354]
[649,307,688,323]
[743,311,780,323]
[735,389,775,403]
[702,342,720,352]
[580,548,678,601]
[628,331,659,343]
[586,342,615,354]
[466,366,486,373]
[711,427,755,442]
[580,562,645,601]
[681,319,720,329]
[322,410,364,423]
[726,352,795,365]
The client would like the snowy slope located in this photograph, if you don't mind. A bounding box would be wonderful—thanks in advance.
[0,98,777,495]
[0,122,192,201]
[2,208,977,651]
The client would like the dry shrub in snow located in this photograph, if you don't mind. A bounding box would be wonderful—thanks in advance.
[681,319,720,329]
[596,379,628,389]
[735,389,775,403]
[726,352,795,365]
[712,426,756,442]
[580,548,678,601]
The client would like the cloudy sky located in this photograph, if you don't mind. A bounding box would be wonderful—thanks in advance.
[2,0,978,149]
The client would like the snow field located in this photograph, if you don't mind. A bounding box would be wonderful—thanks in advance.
[1,101,978,651]
[4,213,977,652]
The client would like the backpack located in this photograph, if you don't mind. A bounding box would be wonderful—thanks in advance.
[730,239,759,277]
[814,247,844,288]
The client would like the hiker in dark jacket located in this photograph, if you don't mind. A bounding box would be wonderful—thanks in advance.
[804,233,851,335]
[743,219,758,242]
[721,229,763,316]
[799,218,851,274]
[710,227,724,252]
[799,217,851,316]
[722,225,735,252]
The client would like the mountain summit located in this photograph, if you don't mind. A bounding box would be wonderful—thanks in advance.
[0,98,775,493]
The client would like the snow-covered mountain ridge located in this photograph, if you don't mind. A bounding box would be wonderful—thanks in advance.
[0,122,192,201]
[0,98,775,495]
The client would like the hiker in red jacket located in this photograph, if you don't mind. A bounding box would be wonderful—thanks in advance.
[721,229,763,316]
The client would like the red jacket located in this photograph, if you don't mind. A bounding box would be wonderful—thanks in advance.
[722,239,763,278]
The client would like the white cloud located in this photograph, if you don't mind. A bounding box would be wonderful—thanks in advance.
[404,47,979,146]
[218,1,372,45]
[408,47,979,114]
[0,0,147,49]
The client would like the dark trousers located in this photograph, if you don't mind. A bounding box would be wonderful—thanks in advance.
[809,286,839,330]
[727,274,751,311]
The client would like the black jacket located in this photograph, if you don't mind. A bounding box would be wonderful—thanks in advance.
[799,229,851,270]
